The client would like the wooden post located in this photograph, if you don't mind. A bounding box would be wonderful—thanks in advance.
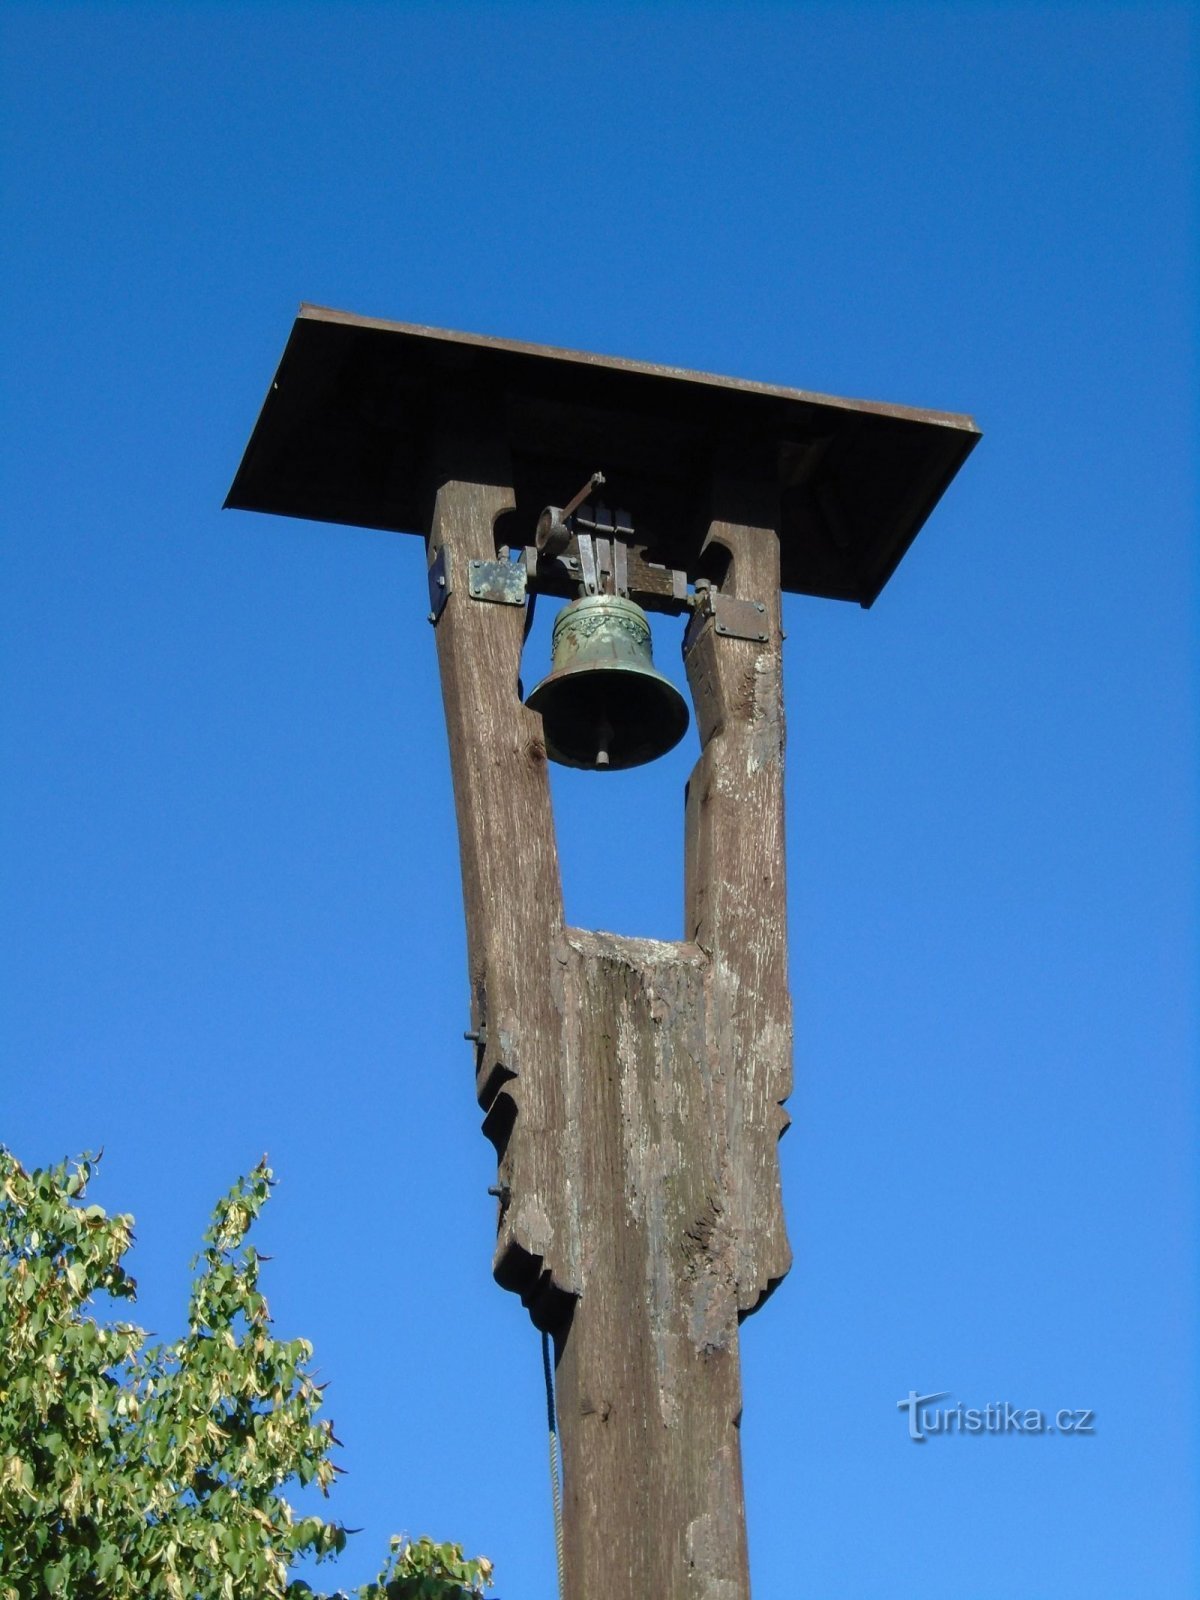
[426,462,575,1326]
[428,466,791,1599]
[552,930,754,1598]
[684,476,793,1318]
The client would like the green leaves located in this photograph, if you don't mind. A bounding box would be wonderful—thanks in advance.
[0,1150,492,1600]
[371,1536,495,1599]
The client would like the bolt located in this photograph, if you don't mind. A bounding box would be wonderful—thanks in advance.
[437,574,446,587]
[427,611,437,624]
[756,602,765,612]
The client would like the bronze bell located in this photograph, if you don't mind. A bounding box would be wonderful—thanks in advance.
[526,593,689,770]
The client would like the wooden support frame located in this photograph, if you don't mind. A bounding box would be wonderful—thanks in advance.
[427,459,791,1600]
[226,305,978,1600]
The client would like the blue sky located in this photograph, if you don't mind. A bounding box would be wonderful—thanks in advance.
[1,3,1195,1596]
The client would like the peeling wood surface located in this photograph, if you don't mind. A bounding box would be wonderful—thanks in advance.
[685,480,793,1314]
[555,931,749,1600]
[430,472,794,1598]
[428,471,576,1321]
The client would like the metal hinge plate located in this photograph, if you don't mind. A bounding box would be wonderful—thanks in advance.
[683,591,770,652]
[713,594,769,642]
[468,559,528,606]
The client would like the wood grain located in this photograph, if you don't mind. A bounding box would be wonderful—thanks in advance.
[684,478,793,1315]
[428,470,577,1322]
[554,929,750,1600]
[429,468,793,1598]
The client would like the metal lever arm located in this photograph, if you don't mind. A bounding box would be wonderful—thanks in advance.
[535,470,606,557]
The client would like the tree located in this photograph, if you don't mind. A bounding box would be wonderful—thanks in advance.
[0,1150,493,1600]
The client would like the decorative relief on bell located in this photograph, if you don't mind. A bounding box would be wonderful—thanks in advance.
[526,594,689,771]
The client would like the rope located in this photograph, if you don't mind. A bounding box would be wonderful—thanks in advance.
[541,1327,565,1596]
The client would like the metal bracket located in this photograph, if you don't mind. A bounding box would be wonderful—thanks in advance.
[468,559,528,606]
[713,594,770,641]
[683,590,770,653]
[576,535,599,596]
[426,545,450,624]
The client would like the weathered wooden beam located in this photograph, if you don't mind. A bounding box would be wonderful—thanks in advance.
[429,466,792,1599]
[553,930,751,1600]
[684,479,793,1314]
[427,468,577,1322]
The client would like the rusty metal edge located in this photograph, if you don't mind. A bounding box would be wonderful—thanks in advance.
[293,302,981,436]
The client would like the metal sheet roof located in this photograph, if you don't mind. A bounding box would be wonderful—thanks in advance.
[226,304,980,606]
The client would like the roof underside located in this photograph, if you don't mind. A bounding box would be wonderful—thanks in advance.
[226,305,980,606]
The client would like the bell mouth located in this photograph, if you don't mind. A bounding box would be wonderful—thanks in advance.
[526,659,690,771]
